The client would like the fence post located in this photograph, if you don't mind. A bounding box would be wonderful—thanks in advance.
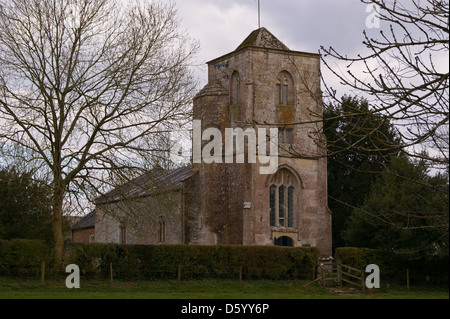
[239,266,242,288]
[294,268,298,287]
[110,262,113,286]
[361,269,365,292]
[320,265,325,286]
[312,263,316,280]
[406,268,410,291]
[41,261,45,288]
[337,260,342,286]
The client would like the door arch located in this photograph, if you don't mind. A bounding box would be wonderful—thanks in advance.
[274,236,293,247]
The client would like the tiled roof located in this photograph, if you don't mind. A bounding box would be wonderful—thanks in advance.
[235,27,290,51]
[71,210,95,230]
[95,165,196,205]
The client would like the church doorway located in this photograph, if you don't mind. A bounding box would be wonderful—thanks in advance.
[274,236,293,247]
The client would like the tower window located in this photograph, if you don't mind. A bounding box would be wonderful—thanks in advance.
[276,71,294,106]
[269,168,298,228]
[230,71,240,124]
[283,84,289,105]
[278,128,293,144]
[276,83,282,105]
[276,82,289,105]
[231,71,240,105]
[270,185,276,226]
[278,185,285,226]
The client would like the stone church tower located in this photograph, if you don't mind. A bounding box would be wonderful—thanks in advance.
[184,28,332,256]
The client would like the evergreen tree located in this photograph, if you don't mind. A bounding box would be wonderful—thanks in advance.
[0,168,53,241]
[343,155,449,257]
[324,95,401,250]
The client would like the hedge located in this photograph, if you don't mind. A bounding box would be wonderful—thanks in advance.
[0,239,52,277]
[0,240,319,279]
[335,247,449,286]
[2,241,447,286]
[65,243,320,280]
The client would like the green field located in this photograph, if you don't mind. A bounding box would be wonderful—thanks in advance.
[0,278,447,299]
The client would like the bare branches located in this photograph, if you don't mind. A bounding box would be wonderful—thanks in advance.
[0,0,198,188]
[320,0,449,170]
[317,1,449,255]
[0,0,198,265]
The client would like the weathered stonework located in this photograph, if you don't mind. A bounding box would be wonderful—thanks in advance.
[95,191,184,245]
[94,166,193,245]
[71,227,95,243]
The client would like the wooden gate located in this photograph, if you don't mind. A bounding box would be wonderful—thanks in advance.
[336,261,365,291]
[313,259,365,290]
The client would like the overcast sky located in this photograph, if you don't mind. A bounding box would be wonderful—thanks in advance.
[174,0,449,100]
[175,0,380,91]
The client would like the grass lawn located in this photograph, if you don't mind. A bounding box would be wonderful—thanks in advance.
[0,277,448,299]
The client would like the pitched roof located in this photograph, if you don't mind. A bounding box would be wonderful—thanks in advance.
[207,27,319,66]
[71,210,95,231]
[235,27,290,51]
[95,165,196,205]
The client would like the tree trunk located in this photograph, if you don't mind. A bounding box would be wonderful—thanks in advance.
[52,185,65,271]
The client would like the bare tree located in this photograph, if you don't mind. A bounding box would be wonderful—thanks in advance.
[320,0,449,170]
[0,0,198,268]
[316,0,449,254]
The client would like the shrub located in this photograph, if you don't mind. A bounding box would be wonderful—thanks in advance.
[65,243,319,280]
[334,247,449,286]
[0,239,51,277]
[1,240,320,280]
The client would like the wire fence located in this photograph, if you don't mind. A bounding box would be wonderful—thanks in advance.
[2,261,316,286]
[2,261,449,289]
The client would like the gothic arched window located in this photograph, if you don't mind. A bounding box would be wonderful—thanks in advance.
[269,168,298,228]
[119,224,127,244]
[231,71,240,105]
[158,216,166,243]
[276,71,294,106]
[230,71,240,124]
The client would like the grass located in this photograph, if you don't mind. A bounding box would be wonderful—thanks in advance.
[0,277,448,299]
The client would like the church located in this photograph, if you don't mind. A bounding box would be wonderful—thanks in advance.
[85,28,332,257]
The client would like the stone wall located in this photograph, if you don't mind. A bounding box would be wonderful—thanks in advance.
[95,191,183,245]
[71,227,95,243]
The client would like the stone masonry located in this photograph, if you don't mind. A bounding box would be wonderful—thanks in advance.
[183,28,332,256]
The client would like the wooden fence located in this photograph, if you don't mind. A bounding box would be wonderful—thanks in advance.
[315,259,365,290]
[337,261,365,290]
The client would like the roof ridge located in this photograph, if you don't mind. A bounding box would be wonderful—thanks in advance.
[94,165,194,205]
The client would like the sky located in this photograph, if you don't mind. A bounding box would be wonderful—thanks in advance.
[174,0,380,90]
[173,0,449,170]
